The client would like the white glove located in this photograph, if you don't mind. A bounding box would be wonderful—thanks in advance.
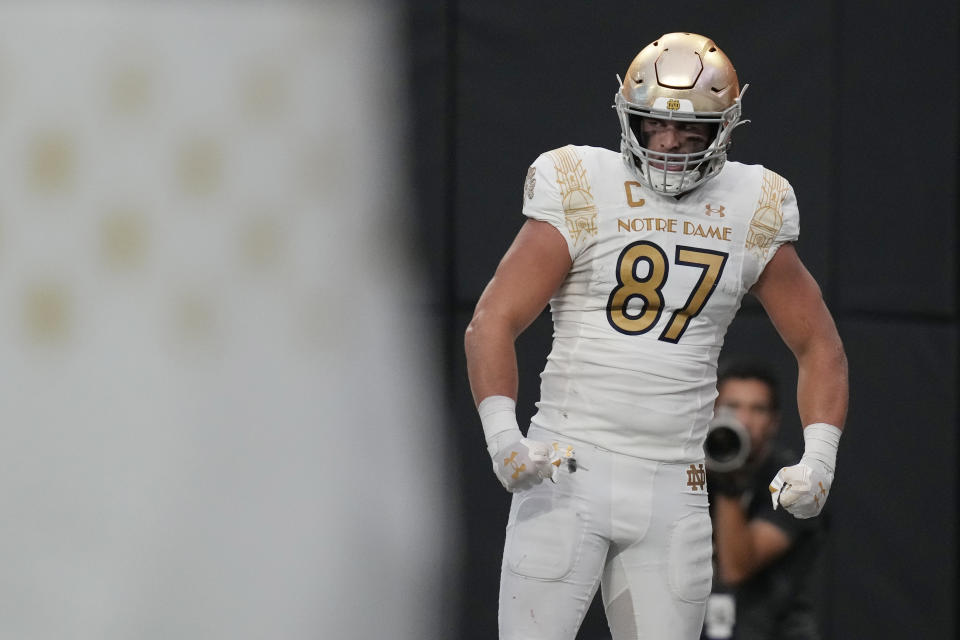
[490,436,558,492]
[477,395,566,492]
[770,423,842,518]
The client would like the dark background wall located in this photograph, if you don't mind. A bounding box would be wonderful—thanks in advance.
[409,2,958,638]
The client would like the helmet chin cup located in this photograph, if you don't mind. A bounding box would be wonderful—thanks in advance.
[630,151,703,196]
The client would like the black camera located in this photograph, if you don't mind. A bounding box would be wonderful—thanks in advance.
[704,408,750,472]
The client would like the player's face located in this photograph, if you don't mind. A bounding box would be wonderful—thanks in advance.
[716,378,778,460]
[639,118,711,170]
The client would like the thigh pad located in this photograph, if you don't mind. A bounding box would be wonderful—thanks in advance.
[505,491,585,581]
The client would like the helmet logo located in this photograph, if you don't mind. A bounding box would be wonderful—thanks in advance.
[666,99,681,111]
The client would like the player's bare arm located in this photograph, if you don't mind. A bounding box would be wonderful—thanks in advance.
[465,219,572,405]
[750,243,848,430]
[465,219,573,492]
[751,243,848,518]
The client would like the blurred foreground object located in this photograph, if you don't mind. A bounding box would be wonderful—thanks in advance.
[0,2,454,639]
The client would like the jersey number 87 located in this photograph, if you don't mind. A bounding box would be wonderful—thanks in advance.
[606,240,728,343]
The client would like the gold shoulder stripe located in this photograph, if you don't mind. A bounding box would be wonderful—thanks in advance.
[547,145,598,246]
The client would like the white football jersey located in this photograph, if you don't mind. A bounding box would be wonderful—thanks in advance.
[522,145,799,462]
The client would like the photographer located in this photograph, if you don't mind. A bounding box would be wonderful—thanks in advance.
[703,363,828,640]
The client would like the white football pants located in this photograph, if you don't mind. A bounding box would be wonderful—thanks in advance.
[499,426,712,639]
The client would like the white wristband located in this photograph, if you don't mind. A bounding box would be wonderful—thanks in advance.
[801,422,842,471]
[477,395,522,457]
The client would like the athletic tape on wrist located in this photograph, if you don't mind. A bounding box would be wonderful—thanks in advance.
[802,422,842,471]
[477,395,521,455]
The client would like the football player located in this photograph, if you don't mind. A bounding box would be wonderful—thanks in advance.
[465,32,848,639]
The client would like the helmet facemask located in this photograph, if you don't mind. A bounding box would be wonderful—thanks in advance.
[613,33,748,196]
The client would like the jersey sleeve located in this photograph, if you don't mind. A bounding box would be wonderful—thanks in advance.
[521,147,597,261]
[742,169,801,288]
[758,178,800,273]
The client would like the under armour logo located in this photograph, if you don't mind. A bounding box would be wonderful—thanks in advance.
[686,463,706,491]
[705,204,725,217]
[504,451,526,479]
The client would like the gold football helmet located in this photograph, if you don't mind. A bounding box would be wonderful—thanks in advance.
[614,32,748,195]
